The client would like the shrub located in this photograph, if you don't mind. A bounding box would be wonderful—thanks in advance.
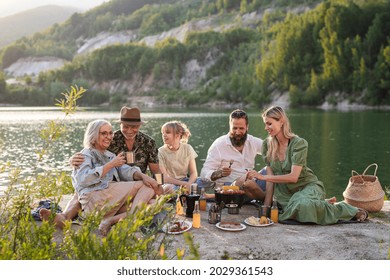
[0,85,198,260]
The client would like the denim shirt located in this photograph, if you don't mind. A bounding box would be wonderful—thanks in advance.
[72,148,141,196]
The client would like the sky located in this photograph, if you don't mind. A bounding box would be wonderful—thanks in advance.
[0,0,108,18]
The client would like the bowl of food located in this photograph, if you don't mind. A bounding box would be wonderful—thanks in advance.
[214,185,246,208]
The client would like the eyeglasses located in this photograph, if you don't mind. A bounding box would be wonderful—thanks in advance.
[100,131,114,137]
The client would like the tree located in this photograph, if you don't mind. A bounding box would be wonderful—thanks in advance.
[140,13,169,36]
[240,0,248,14]
[0,71,6,95]
[375,46,390,99]
[216,0,224,13]
[1,44,26,68]
[223,0,237,10]
[365,12,390,66]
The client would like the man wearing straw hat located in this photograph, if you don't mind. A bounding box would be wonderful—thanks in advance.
[40,106,164,228]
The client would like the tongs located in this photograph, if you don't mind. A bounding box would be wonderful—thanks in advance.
[216,201,225,213]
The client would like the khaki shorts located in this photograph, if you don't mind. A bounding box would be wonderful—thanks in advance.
[79,181,144,218]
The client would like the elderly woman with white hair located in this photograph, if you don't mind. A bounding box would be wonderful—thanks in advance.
[71,119,157,235]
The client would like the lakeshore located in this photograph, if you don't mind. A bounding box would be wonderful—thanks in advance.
[51,196,390,260]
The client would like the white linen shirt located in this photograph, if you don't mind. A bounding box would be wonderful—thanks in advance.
[200,133,263,183]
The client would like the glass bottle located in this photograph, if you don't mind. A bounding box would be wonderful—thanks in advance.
[192,201,201,228]
[190,183,198,195]
[176,187,184,215]
[270,196,278,223]
[199,188,206,211]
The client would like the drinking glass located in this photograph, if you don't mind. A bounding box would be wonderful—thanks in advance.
[155,173,164,185]
[125,151,134,164]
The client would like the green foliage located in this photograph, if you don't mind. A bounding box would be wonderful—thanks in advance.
[384,186,389,201]
[140,13,169,36]
[0,71,5,94]
[1,0,389,107]
[110,91,127,107]
[0,85,200,260]
[240,0,248,14]
[182,233,200,260]
[60,196,173,260]
[55,85,87,116]
[1,44,26,68]
[0,85,84,259]
[257,0,390,106]
[288,84,304,107]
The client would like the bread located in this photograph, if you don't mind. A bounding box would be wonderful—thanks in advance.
[260,216,269,224]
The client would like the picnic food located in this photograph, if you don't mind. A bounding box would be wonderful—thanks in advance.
[260,216,269,224]
[219,222,243,229]
[168,221,188,233]
[222,185,240,191]
[220,186,245,195]
[246,216,270,226]
[220,189,245,194]
[215,187,245,208]
[247,216,262,226]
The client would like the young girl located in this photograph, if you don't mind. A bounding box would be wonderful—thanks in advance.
[158,120,198,193]
[247,106,368,224]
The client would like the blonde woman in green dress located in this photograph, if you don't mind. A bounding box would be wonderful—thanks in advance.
[247,106,368,224]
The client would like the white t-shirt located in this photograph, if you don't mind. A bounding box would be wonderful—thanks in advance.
[158,143,198,179]
[200,133,263,183]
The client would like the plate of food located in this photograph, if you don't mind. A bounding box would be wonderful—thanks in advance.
[244,216,274,227]
[216,221,246,231]
[163,220,192,235]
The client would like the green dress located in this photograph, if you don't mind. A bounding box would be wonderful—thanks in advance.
[262,136,358,225]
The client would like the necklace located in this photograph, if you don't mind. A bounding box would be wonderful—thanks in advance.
[168,144,179,151]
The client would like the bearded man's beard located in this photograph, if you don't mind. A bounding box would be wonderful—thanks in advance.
[230,132,247,147]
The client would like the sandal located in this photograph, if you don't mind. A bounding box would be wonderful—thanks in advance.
[355,208,369,222]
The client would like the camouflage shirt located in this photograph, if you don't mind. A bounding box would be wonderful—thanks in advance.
[108,130,159,173]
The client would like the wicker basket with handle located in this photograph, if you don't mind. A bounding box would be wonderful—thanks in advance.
[343,163,385,212]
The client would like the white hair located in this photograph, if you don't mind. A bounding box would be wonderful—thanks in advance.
[83,119,111,148]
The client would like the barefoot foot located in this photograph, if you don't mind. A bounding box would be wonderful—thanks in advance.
[39,208,67,229]
[355,208,368,222]
[98,220,112,236]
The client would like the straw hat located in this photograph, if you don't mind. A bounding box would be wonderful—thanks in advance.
[118,106,145,125]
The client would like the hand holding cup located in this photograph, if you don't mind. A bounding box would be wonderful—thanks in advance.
[110,153,126,167]
[124,151,134,164]
[247,170,262,181]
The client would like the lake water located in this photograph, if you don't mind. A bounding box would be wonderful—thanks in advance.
[0,107,389,200]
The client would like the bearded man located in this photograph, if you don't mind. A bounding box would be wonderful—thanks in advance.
[200,109,266,200]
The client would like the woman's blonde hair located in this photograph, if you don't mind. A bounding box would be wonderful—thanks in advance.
[161,120,191,143]
[262,106,295,161]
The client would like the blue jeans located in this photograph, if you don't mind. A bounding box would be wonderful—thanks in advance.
[255,167,267,192]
